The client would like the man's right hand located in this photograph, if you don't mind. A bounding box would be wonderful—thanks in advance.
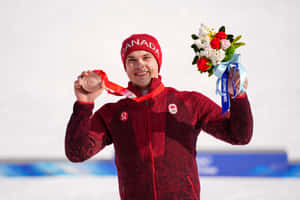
[74,71,105,103]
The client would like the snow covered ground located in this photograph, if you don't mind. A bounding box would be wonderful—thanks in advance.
[1,176,300,200]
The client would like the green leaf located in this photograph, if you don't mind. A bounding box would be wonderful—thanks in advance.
[191,34,199,40]
[227,34,234,42]
[223,54,233,62]
[233,42,246,49]
[234,42,246,46]
[218,26,225,33]
[208,69,214,77]
[192,55,199,65]
[223,46,236,62]
[191,44,200,53]
[233,35,242,43]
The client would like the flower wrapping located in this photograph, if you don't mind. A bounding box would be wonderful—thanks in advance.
[191,24,247,113]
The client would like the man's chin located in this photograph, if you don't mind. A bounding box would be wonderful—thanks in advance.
[133,80,152,90]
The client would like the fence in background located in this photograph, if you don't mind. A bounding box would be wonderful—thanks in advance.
[1,151,299,177]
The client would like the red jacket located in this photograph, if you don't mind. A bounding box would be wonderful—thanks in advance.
[65,77,253,200]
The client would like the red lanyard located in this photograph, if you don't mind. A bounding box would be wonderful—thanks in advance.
[93,70,164,103]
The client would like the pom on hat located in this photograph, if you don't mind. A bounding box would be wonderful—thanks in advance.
[121,34,162,72]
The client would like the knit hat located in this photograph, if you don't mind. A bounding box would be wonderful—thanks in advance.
[121,34,162,72]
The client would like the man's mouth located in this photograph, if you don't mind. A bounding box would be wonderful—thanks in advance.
[135,71,148,77]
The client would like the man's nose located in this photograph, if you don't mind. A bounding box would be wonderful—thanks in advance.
[135,59,145,68]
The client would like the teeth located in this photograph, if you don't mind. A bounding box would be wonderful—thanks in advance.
[136,72,147,76]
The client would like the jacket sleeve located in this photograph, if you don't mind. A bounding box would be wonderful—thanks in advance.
[65,101,112,162]
[196,93,253,145]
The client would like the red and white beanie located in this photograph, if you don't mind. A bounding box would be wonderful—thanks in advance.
[121,34,162,72]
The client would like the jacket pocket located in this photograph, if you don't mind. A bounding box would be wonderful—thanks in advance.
[186,176,199,200]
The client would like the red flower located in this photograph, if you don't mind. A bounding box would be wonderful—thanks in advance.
[210,38,221,49]
[197,58,211,72]
[215,32,227,40]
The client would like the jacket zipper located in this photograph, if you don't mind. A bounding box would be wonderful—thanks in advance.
[146,103,157,200]
[187,175,199,200]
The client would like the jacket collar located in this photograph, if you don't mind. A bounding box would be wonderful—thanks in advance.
[127,76,162,98]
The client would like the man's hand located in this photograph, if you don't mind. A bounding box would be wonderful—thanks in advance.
[74,71,105,103]
[228,67,248,97]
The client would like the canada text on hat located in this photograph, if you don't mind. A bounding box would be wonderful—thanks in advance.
[121,34,162,72]
[121,39,160,57]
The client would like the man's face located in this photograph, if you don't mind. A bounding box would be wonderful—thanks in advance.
[125,50,159,90]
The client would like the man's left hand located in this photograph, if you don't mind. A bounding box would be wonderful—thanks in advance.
[228,67,248,97]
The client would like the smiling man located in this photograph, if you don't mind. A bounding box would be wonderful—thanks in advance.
[125,50,159,90]
[65,34,253,200]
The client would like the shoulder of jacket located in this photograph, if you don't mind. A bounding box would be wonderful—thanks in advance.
[164,87,205,99]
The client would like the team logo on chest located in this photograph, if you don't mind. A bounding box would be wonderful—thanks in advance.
[120,111,128,122]
[168,104,178,115]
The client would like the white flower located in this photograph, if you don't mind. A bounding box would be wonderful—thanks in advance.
[199,49,209,57]
[207,48,225,66]
[208,48,217,59]
[194,39,202,48]
[199,34,210,43]
[212,59,218,66]
[194,39,209,49]
[216,60,222,65]
[199,24,208,36]
[219,49,226,61]
[215,49,225,61]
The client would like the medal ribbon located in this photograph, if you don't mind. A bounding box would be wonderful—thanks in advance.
[213,54,247,114]
[93,70,164,103]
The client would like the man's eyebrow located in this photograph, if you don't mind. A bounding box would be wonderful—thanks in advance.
[127,56,136,59]
[127,53,152,59]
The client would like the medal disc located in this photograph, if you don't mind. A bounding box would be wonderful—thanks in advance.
[82,71,102,93]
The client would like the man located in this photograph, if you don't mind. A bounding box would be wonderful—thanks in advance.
[65,34,253,200]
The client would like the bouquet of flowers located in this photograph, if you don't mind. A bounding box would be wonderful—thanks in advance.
[191,24,245,76]
[191,24,247,114]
